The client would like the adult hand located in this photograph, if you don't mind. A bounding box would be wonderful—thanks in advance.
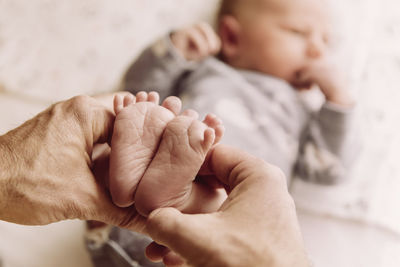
[171,22,221,61]
[145,145,310,267]
[0,93,145,232]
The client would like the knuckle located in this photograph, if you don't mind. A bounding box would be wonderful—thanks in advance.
[47,95,96,147]
[68,95,94,123]
[267,164,287,184]
[69,95,92,110]
[268,164,286,180]
[254,159,288,187]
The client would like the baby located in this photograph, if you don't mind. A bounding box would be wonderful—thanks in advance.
[122,0,359,184]
[109,91,224,215]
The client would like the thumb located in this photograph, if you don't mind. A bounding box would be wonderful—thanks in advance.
[90,99,115,145]
[91,92,133,145]
[146,208,215,263]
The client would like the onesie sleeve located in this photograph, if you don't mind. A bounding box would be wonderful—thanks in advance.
[119,35,197,100]
[295,101,361,184]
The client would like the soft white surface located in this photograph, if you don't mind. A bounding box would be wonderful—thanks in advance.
[0,0,399,266]
[0,0,219,102]
[298,211,400,267]
[292,0,400,234]
[0,220,91,267]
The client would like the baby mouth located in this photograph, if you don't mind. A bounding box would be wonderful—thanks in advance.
[291,80,313,90]
[291,71,313,90]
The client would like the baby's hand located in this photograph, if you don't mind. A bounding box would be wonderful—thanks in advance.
[295,57,355,107]
[171,22,221,61]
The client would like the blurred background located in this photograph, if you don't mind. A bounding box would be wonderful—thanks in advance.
[0,0,399,266]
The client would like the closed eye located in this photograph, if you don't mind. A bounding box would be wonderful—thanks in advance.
[281,25,308,36]
[288,28,306,35]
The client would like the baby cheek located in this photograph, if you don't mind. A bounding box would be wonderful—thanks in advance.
[261,48,301,80]
[247,37,306,80]
[283,44,311,75]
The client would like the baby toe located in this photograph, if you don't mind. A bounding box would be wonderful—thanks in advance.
[203,114,224,144]
[123,94,136,107]
[213,124,225,144]
[162,96,182,116]
[113,94,124,114]
[187,120,214,152]
[203,127,216,149]
[135,91,148,102]
[203,113,223,128]
[148,91,160,104]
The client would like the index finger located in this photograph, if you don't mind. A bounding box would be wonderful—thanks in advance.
[203,144,288,191]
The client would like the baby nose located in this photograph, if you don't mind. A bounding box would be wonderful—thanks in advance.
[307,36,325,59]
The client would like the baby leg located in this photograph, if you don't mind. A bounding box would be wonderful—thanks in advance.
[109,92,182,207]
[134,111,224,216]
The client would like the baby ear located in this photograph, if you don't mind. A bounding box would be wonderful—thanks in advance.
[218,15,242,60]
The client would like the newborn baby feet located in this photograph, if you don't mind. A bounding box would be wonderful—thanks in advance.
[109,91,181,207]
[135,110,224,215]
[109,92,224,216]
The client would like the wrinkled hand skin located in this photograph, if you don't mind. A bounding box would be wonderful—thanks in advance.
[0,94,145,232]
[146,145,311,267]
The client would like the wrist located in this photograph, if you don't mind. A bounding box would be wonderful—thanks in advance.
[323,84,355,107]
[0,134,14,214]
[320,78,355,107]
[325,91,355,107]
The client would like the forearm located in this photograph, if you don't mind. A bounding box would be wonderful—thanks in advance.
[317,102,359,156]
[0,134,16,217]
[296,103,360,184]
[318,71,355,108]
[324,86,355,107]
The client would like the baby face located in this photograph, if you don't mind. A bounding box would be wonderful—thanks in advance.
[234,0,334,88]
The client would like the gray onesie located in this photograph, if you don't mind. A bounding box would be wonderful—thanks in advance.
[120,36,360,185]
